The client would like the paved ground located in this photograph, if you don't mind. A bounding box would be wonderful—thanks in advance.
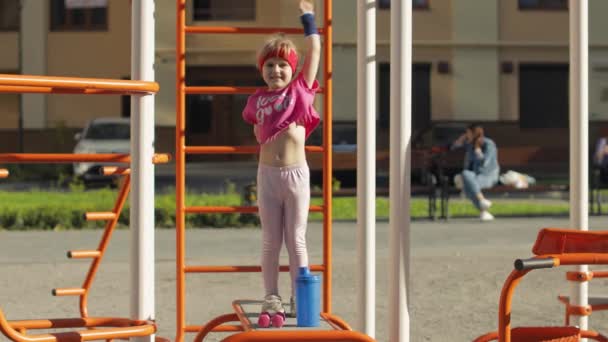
[3,217,608,341]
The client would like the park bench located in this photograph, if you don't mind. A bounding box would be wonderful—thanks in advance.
[308,148,442,220]
[437,146,569,219]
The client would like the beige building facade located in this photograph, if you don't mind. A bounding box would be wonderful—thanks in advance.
[1,0,608,153]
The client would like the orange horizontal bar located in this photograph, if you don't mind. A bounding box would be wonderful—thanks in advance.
[0,74,158,94]
[102,166,131,176]
[52,288,86,296]
[185,206,256,214]
[0,153,170,164]
[186,86,325,95]
[0,153,130,163]
[153,153,172,164]
[184,264,325,274]
[184,145,323,154]
[186,86,258,95]
[0,169,8,178]
[68,250,101,259]
[185,205,323,214]
[185,26,325,35]
[8,316,153,330]
[85,212,117,221]
[185,325,243,333]
[0,85,151,95]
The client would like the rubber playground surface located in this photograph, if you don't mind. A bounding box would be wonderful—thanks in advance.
[3,217,608,341]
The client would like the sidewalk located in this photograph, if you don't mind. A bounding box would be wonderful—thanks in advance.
[3,217,608,341]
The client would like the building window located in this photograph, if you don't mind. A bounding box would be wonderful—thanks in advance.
[378,0,430,10]
[519,63,568,129]
[518,0,567,10]
[379,63,431,134]
[50,0,108,31]
[0,0,20,31]
[194,0,256,21]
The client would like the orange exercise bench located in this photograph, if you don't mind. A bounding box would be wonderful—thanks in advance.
[475,228,608,342]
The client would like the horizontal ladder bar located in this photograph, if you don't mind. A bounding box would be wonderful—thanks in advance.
[0,169,8,178]
[101,166,131,176]
[52,288,86,296]
[184,264,326,274]
[67,250,101,259]
[85,212,117,221]
[185,325,243,333]
[184,145,323,154]
[185,86,325,95]
[185,205,323,214]
[185,26,325,35]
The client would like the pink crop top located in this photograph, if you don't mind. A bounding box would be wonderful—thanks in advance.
[242,73,320,145]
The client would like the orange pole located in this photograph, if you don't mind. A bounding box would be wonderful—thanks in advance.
[176,0,187,341]
[184,205,323,214]
[185,145,322,154]
[323,0,334,314]
[185,26,325,35]
[0,169,8,178]
[184,264,326,274]
[0,74,158,94]
[185,85,325,95]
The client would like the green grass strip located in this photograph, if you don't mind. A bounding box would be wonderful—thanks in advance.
[0,189,572,230]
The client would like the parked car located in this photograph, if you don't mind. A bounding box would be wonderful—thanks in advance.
[73,117,130,184]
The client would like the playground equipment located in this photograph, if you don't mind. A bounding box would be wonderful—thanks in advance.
[175,0,374,340]
[0,75,161,341]
[474,228,608,342]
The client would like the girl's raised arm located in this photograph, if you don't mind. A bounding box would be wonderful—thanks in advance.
[299,0,321,88]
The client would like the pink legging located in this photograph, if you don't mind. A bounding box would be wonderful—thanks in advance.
[257,162,310,297]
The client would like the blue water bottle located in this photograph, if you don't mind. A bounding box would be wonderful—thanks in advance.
[295,266,320,327]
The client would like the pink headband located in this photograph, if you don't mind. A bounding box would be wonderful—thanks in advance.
[258,49,299,74]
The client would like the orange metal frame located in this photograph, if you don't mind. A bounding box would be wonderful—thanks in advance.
[474,228,608,342]
[174,1,373,341]
[0,74,161,341]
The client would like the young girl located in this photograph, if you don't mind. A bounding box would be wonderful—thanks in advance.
[241,0,321,329]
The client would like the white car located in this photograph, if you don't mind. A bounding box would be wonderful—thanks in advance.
[73,117,131,182]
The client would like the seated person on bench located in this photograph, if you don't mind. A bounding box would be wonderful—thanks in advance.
[594,136,608,184]
[451,123,500,221]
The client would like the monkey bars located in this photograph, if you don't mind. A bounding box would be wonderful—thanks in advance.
[0,57,160,342]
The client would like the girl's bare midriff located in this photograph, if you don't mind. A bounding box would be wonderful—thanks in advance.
[259,122,307,167]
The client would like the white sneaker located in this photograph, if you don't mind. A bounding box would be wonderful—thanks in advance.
[261,294,285,315]
[480,211,495,221]
[454,174,464,190]
[479,199,492,211]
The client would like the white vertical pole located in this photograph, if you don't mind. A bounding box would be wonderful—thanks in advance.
[569,0,589,334]
[389,0,412,341]
[131,1,155,341]
[356,0,376,337]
